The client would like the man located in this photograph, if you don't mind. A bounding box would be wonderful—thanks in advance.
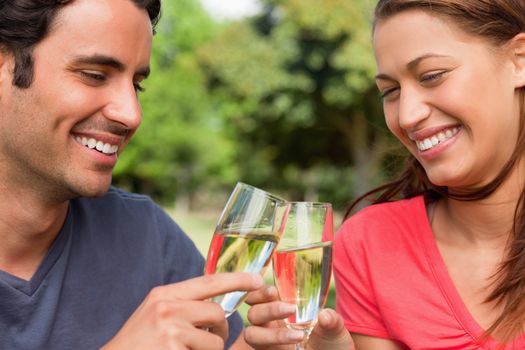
[0,0,260,348]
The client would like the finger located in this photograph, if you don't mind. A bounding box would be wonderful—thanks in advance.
[144,299,227,329]
[316,309,346,334]
[173,325,225,350]
[312,309,351,342]
[149,272,264,301]
[207,315,229,342]
[244,325,305,347]
[247,301,296,325]
[244,285,279,305]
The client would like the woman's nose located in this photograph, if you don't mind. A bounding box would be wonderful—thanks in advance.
[397,87,431,130]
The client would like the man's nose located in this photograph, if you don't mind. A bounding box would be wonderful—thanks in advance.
[102,84,142,131]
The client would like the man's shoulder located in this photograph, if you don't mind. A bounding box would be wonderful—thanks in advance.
[70,186,174,233]
[98,186,153,203]
[74,187,157,212]
[69,187,192,247]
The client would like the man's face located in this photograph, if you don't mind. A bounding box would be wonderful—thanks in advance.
[0,0,153,201]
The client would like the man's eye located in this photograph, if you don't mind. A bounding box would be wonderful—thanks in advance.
[80,71,106,82]
[134,83,145,93]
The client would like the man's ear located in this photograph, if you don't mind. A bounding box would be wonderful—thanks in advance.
[0,51,6,98]
[508,33,525,88]
[0,48,16,98]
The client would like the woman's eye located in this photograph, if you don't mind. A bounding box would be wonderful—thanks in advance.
[421,71,446,83]
[380,87,399,99]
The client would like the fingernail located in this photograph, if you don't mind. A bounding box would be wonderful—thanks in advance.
[265,285,277,297]
[319,309,333,323]
[279,303,296,314]
[287,330,305,341]
[251,274,264,288]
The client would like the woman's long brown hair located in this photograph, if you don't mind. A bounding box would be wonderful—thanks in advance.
[345,0,525,342]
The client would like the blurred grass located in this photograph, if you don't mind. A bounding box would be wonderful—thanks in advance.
[169,208,336,324]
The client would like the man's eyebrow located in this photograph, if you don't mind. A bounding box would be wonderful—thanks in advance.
[375,53,451,81]
[72,54,150,78]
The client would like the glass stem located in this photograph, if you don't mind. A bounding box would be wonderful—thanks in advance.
[295,329,311,350]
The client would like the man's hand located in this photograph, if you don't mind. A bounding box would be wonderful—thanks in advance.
[243,286,354,350]
[101,272,264,350]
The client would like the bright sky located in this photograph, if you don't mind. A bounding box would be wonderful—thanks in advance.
[199,0,263,21]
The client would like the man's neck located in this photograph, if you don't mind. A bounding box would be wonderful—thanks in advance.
[0,188,69,280]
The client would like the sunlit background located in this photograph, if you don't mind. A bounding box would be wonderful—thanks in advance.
[113,0,398,244]
[112,0,398,318]
[200,0,263,21]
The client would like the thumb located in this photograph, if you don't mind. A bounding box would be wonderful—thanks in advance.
[309,309,354,350]
[316,309,346,337]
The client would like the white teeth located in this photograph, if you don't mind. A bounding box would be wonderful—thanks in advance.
[96,141,104,151]
[74,136,119,155]
[102,143,113,154]
[417,127,460,151]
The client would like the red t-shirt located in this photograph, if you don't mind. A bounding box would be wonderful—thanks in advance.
[334,195,525,349]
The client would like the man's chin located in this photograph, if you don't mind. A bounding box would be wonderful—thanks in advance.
[68,180,112,199]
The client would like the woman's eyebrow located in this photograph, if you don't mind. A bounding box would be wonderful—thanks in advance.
[375,53,452,81]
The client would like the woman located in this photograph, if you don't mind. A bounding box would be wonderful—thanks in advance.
[243,0,525,349]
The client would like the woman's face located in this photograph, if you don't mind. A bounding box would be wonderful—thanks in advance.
[373,9,523,189]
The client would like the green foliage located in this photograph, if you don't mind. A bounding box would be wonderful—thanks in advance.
[197,0,391,202]
[113,0,397,211]
[113,0,239,205]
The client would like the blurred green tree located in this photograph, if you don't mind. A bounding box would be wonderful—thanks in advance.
[113,0,401,213]
[198,0,396,210]
[113,0,239,209]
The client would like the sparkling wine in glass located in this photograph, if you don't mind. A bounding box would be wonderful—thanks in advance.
[204,182,288,317]
[272,202,333,350]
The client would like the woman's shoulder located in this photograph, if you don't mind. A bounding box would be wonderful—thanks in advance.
[344,195,424,226]
[336,195,427,247]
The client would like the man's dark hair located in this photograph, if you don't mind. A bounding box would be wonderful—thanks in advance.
[0,0,161,88]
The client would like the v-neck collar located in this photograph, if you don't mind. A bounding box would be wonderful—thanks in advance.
[416,196,525,349]
[0,206,72,296]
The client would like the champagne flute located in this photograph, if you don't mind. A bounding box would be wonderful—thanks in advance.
[272,202,333,350]
[204,182,289,317]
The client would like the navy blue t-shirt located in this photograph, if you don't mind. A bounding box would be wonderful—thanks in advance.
[0,187,243,349]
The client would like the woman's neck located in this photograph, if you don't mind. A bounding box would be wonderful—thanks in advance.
[436,163,525,247]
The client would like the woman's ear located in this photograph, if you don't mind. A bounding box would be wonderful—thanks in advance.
[508,33,525,88]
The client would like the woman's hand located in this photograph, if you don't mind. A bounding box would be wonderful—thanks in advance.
[243,285,354,350]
